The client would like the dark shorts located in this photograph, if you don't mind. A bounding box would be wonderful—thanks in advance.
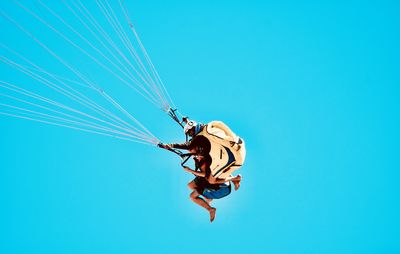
[193,176,211,194]
[193,177,231,199]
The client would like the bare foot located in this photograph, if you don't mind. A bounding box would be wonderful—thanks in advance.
[209,207,216,222]
[233,174,242,191]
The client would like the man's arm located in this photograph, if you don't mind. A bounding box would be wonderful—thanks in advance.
[170,142,190,150]
[182,166,206,177]
[159,141,190,150]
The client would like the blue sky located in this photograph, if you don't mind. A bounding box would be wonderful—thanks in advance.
[1,0,399,253]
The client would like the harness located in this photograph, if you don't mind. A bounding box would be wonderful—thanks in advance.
[193,122,244,178]
[161,110,246,179]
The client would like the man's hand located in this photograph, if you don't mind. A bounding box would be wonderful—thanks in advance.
[158,143,171,149]
[182,166,193,173]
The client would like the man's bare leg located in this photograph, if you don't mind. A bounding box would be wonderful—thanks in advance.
[209,207,216,222]
[231,174,242,191]
[204,197,213,203]
[208,174,242,191]
[187,181,196,190]
[190,190,216,222]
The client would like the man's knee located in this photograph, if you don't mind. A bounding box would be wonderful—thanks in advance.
[188,181,196,189]
[208,177,217,184]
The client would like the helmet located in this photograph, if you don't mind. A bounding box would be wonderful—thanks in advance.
[184,120,201,136]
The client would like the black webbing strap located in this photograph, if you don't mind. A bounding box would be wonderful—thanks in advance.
[158,144,194,166]
[167,108,184,128]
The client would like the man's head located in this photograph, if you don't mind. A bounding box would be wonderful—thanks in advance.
[184,120,200,137]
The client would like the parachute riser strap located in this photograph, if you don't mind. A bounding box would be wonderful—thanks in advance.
[167,108,184,128]
[160,145,183,156]
[158,144,193,162]
[160,146,193,166]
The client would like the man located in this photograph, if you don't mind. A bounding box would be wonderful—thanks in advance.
[182,152,241,222]
[159,120,242,222]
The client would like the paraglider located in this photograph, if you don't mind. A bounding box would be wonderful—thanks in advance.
[0,1,246,222]
[159,117,246,222]
[159,117,246,180]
